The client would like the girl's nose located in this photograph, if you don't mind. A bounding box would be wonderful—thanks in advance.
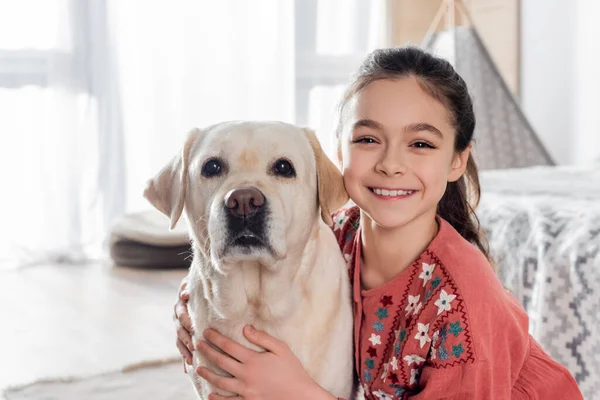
[376,148,407,176]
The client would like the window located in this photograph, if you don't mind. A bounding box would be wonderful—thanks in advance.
[295,0,390,157]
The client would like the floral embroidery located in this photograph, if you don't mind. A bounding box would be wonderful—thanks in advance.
[431,330,440,359]
[369,333,382,346]
[363,383,371,397]
[424,289,433,301]
[345,231,354,243]
[373,389,394,400]
[452,344,465,358]
[419,262,436,286]
[376,307,389,319]
[390,384,406,397]
[410,368,420,385]
[405,294,421,315]
[434,289,457,315]
[440,325,448,345]
[390,356,399,371]
[365,358,375,369]
[449,321,463,337]
[412,302,423,316]
[381,362,390,382]
[414,323,432,348]
[404,354,426,366]
[373,321,385,332]
[367,346,378,358]
[438,346,449,361]
[381,295,394,307]
[399,328,407,342]
[339,215,476,395]
[333,211,347,230]
[432,330,440,346]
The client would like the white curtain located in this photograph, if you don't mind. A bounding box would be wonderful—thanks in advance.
[0,0,388,269]
[0,0,108,267]
[109,0,295,214]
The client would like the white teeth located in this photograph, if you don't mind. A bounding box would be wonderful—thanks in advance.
[372,188,413,197]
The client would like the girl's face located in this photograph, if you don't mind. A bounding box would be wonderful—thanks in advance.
[339,76,471,231]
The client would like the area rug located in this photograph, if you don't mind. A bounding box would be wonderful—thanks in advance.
[2,358,197,400]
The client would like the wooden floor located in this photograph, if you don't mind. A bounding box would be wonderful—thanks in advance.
[0,262,188,391]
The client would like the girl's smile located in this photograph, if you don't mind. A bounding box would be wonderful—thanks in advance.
[368,187,417,200]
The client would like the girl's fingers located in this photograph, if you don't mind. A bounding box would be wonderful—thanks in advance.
[174,300,194,335]
[243,325,286,355]
[197,341,243,377]
[196,366,244,396]
[176,338,193,366]
[202,328,256,363]
[175,313,195,352]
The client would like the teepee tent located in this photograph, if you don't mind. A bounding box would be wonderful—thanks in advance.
[422,0,554,170]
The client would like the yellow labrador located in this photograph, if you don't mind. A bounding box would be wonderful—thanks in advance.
[144,121,354,399]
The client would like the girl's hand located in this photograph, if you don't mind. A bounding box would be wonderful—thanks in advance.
[174,278,194,370]
[196,325,336,400]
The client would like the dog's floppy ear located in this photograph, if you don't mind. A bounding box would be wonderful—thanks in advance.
[303,128,349,225]
[143,128,202,230]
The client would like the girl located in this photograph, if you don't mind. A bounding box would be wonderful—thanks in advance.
[173,47,583,399]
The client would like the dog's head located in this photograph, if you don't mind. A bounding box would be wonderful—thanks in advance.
[144,121,348,272]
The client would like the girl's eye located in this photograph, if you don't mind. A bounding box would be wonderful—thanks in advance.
[412,141,435,149]
[353,137,377,144]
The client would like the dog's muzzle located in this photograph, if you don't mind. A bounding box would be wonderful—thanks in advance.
[223,187,270,252]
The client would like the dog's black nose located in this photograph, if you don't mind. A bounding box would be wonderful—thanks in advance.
[224,187,265,217]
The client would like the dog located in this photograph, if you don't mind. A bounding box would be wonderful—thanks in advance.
[144,121,354,399]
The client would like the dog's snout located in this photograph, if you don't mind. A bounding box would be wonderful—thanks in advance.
[224,187,265,217]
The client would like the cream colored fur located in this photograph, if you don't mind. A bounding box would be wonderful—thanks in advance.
[144,121,354,399]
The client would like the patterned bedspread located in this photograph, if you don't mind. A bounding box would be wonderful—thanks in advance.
[478,166,600,399]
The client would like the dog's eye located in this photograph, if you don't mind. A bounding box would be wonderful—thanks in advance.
[273,159,295,178]
[202,159,222,177]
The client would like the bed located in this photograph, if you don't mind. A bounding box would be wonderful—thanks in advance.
[478,165,600,398]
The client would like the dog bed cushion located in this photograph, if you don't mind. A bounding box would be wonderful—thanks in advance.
[109,210,191,269]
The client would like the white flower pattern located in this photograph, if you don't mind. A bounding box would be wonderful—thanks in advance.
[431,330,440,359]
[333,211,347,230]
[410,368,420,385]
[403,354,426,366]
[405,294,421,315]
[390,356,399,371]
[412,301,423,316]
[363,383,371,397]
[369,333,382,346]
[434,289,457,315]
[419,262,436,286]
[414,322,432,348]
[381,362,389,382]
[373,389,394,400]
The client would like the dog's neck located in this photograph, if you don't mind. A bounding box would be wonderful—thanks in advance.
[189,221,321,324]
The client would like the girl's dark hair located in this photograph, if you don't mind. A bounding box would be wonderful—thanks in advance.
[337,46,490,260]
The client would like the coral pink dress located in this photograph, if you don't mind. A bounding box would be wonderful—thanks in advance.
[333,206,582,399]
